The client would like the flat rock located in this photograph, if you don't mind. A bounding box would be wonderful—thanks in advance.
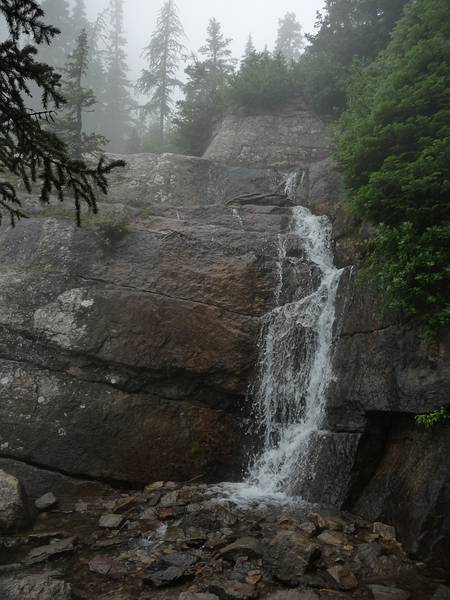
[0,469,30,532]
[369,585,411,600]
[98,514,125,529]
[0,571,72,600]
[89,555,125,579]
[433,587,450,600]
[180,594,220,600]
[327,565,358,590]
[317,531,346,546]
[35,492,57,511]
[208,581,257,600]
[373,523,397,541]
[265,592,320,600]
[144,566,190,588]
[219,537,264,561]
[26,537,76,564]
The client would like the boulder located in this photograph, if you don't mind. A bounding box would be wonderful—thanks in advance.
[0,469,30,532]
[368,585,410,600]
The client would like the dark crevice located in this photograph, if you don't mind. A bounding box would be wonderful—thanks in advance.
[338,323,398,339]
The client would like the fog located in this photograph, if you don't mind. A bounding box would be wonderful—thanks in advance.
[84,0,325,77]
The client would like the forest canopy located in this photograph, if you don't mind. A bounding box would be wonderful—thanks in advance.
[335,0,450,331]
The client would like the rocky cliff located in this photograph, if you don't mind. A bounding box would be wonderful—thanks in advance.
[0,105,449,567]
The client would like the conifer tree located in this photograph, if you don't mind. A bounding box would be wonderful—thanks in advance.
[103,0,133,152]
[199,17,235,97]
[275,12,304,62]
[55,29,106,159]
[243,34,255,59]
[0,0,124,226]
[138,0,185,145]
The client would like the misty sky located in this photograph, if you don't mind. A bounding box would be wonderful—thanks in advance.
[84,0,326,78]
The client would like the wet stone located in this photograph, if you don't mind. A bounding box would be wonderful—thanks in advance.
[35,492,57,511]
[111,496,136,514]
[98,514,125,529]
[144,565,191,588]
[26,537,76,564]
[433,587,450,600]
[326,565,358,590]
[89,555,125,579]
[373,522,396,541]
[265,592,320,600]
[369,585,411,600]
[179,594,220,600]
[317,531,346,547]
[208,580,258,600]
[219,537,264,561]
[163,552,200,568]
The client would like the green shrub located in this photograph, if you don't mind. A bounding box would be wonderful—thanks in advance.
[226,52,293,114]
[335,0,450,332]
[416,408,450,429]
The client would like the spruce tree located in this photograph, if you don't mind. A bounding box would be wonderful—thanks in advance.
[103,0,133,153]
[275,12,304,62]
[138,0,185,146]
[56,29,106,159]
[0,0,124,226]
[243,34,255,59]
[173,19,234,156]
[199,17,235,98]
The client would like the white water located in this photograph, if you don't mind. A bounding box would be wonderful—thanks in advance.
[228,175,343,503]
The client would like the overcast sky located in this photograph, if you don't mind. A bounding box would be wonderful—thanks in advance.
[84,0,326,78]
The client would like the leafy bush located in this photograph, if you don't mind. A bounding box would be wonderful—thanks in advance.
[226,52,293,114]
[416,408,450,429]
[335,0,450,332]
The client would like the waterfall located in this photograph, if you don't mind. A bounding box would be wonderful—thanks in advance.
[232,175,344,502]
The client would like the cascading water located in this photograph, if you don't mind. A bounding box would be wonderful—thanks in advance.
[230,174,344,502]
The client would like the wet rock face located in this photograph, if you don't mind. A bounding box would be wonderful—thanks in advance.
[0,148,299,486]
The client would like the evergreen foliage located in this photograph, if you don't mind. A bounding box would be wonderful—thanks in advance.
[173,19,234,156]
[138,0,185,146]
[300,0,408,117]
[336,0,450,331]
[227,51,292,114]
[55,29,107,159]
[0,0,124,226]
[275,12,304,62]
[103,0,134,153]
[243,34,255,59]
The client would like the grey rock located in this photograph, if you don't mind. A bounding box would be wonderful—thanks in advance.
[0,572,71,600]
[265,531,321,587]
[373,522,396,541]
[326,565,358,591]
[163,552,199,568]
[98,514,125,529]
[208,581,257,600]
[433,587,450,600]
[35,491,57,511]
[144,565,190,588]
[26,537,76,564]
[0,469,30,532]
[179,594,220,600]
[219,537,264,561]
[265,592,320,600]
[368,585,410,600]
